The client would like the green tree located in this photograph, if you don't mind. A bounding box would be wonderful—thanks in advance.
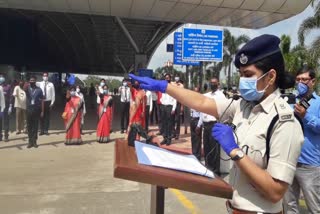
[107,79,122,91]
[223,29,250,88]
[83,75,101,87]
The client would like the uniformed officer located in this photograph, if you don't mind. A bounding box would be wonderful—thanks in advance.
[129,34,304,213]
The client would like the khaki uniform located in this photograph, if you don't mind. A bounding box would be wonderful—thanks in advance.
[216,89,304,213]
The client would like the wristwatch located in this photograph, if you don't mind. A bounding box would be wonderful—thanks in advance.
[231,149,244,161]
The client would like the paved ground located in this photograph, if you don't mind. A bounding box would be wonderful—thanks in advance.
[0,95,307,214]
[0,128,228,214]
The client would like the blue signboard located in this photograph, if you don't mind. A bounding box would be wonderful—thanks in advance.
[138,68,153,78]
[182,28,223,61]
[173,32,200,66]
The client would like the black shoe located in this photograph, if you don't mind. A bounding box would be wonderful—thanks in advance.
[160,138,167,145]
[39,132,44,136]
[34,144,38,148]
[27,144,33,148]
[4,138,9,142]
[120,130,124,134]
[175,135,179,140]
[166,140,171,146]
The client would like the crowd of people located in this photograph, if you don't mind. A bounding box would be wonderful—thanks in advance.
[0,33,318,213]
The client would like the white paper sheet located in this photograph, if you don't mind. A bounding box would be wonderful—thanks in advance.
[135,141,214,178]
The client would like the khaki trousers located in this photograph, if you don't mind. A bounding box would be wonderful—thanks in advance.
[16,107,27,132]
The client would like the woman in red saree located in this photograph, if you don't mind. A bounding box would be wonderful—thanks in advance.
[62,87,83,145]
[96,85,113,143]
[126,81,146,140]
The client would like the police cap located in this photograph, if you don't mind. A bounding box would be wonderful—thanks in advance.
[234,34,281,68]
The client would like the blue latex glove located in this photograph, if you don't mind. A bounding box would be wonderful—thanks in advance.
[129,74,168,93]
[212,123,239,156]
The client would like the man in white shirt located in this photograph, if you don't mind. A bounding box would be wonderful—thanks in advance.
[118,79,131,133]
[160,74,176,146]
[145,90,153,132]
[12,80,27,134]
[196,77,226,174]
[37,72,55,135]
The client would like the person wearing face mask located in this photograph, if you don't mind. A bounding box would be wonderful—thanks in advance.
[283,66,320,214]
[118,79,131,133]
[159,73,176,146]
[96,85,113,143]
[37,72,55,136]
[196,77,227,174]
[12,80,27,134]
[75,86,86,135]
[129,34,304,213]
[62,86,83,145]
[0,74,13,142]
[26,76,44,148]
[126,80,146,140]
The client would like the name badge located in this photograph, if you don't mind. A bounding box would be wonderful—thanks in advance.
[103,108,106,112]
[71,108,74,113]
[31,99,35,105]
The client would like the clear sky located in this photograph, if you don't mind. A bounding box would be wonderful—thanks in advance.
[147,4,317,72]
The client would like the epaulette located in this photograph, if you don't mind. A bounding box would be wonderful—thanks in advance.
[274,97,294,122]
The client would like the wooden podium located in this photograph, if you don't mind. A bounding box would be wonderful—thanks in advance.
[114,139,233,214]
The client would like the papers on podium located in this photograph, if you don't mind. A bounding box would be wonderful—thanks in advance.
[135,141,214,178]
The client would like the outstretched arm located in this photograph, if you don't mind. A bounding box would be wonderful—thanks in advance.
[129,74,219,119]
[166,84,219,118]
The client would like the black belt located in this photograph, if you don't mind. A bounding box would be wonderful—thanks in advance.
[191,117,199,120]
[203,121,216,125]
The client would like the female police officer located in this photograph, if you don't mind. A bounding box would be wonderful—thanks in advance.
[129,34,304,213]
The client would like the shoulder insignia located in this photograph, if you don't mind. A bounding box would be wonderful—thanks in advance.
[274,97,294,122]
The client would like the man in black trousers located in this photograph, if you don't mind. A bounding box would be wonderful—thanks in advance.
[38,72,55,135]
[118,78,131,133]
[26,76,44,148]
[190,87,202,160]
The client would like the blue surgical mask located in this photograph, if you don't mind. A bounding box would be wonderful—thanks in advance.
[296,82,309,96]
[103,90,108,94]
[239,73,269,101]
[100,82,105,87]
[123,82,127,86]
[0,77,5,84]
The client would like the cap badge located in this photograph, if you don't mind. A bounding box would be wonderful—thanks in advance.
[240,53,248,65]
